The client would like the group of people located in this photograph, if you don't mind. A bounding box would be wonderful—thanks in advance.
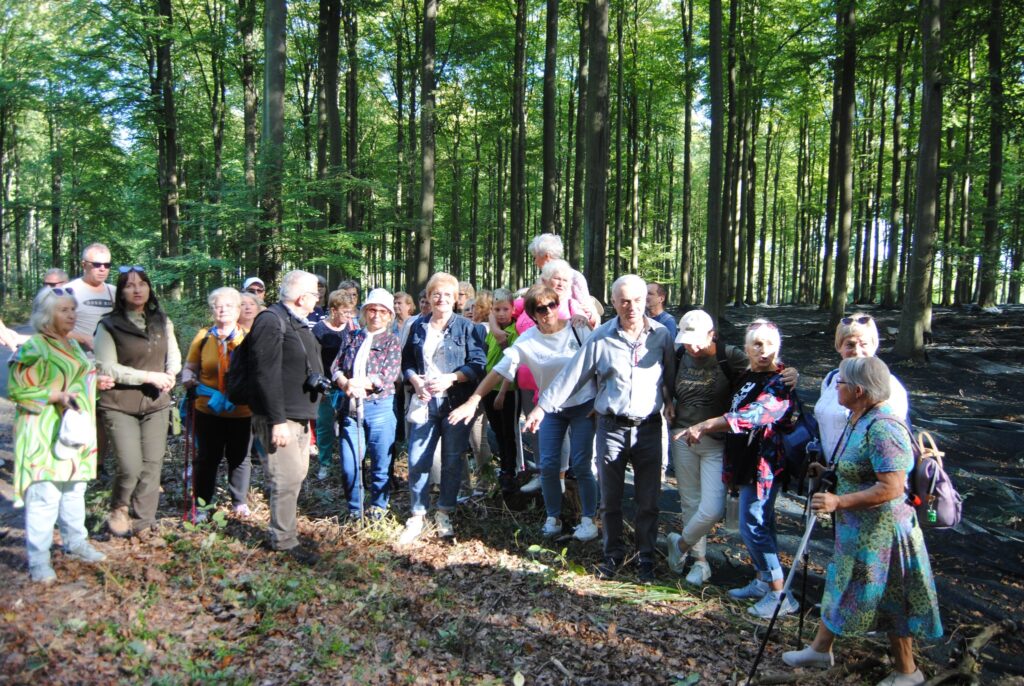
[7,234,941,685]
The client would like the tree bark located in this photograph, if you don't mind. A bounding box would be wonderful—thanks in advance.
[343,1,360,236]
[569,2,588,266]
[235,0,260,273]
[582,0,610,300]
[954,48,974,305]
[896,0,943,359]
[541,0,559,236]
[703,0,724,317]
[882,30,905,309]
[829,0,856,330]
[156,0,179,258]
[416,0,436,291]
[679,0,693,305]
[977,0,1002,308]
[510,0,527,287]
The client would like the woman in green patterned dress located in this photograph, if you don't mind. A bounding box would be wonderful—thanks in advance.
[783,356,941,686]
[9,290,113,583]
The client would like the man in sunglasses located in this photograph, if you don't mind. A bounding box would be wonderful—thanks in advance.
[66,243,115,354]
[243,277,266,304]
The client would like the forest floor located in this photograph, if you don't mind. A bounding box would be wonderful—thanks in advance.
[0,304,1023,685]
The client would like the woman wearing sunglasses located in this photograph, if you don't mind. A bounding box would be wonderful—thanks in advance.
[815,313,909,460]
[449,284,600,541]
[95,266,182,537]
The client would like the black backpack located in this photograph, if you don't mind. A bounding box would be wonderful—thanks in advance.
[225,309,287,406]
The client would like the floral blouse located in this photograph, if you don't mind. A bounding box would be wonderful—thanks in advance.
[330,327,401,412]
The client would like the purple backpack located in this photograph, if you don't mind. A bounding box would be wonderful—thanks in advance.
[909,430,963,529]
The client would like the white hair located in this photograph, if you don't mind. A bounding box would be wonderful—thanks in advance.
[528,233,564,260]
[540,259,573,282]
[207,287,241,309]
[611,274,646,300]
[279,270,317,303]
[31,291,75,334]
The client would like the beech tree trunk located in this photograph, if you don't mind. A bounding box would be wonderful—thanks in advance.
[582,0,610,300]
[978,0,1002,309]
[829,0,856,330]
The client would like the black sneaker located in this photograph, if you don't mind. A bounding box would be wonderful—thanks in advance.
[499,473,518,494]
[282,545,320,566]
[596,557,623,580]
[636,558,656,585]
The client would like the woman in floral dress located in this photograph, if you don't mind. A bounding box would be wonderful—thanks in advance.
[783,356,941,686]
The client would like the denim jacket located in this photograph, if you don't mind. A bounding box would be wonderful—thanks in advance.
[401,314,487,407]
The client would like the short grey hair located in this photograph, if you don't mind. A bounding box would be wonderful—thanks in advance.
[540,259,573,282]
[44,267,69,282]
[492,287,514,304]
[31,291,75,334]
[81,242,110,260]
[207,287,241,310]
[280,270,317,303]
[529,233,564,260]
[611,274,646,300]
[839,356,892,404]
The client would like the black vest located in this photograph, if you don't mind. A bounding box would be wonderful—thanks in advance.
[97,310,171,415]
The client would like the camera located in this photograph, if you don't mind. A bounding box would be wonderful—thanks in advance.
[304,373,333,401]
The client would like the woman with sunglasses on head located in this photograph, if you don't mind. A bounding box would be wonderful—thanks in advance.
[449,284,600,541]
[815,313,909,460]
[95,266,181,537]
[674,319,797,618]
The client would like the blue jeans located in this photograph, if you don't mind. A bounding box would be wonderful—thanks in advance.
[338,398,397,514]
[738,479,784,583]
[407,397,470,515]
[24,481,89,568]
[538,400,597,519]
[316,391,341,468]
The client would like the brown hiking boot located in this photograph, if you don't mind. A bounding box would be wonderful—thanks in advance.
[107,506,131,537]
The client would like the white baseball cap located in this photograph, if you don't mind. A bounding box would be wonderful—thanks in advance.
[675,309,715,346]
[362,288,395,316]
[243,277,265,290]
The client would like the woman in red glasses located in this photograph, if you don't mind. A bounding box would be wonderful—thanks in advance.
[95,266,181,537]
[815,313,909,461]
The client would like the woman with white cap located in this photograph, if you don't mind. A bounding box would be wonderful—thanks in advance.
[330,288,403,517]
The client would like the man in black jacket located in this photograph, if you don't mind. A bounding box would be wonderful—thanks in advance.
[248,270,323,563]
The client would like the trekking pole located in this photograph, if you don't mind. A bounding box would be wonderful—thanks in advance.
[182,391,197,522]
[355,398,365,521]
[746,472,835,684]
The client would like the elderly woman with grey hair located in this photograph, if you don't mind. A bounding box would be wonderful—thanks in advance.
[783,356,941,686]
[9,290,114,582]
[181,287,253,519]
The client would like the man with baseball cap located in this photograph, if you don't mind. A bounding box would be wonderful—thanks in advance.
[243,277,266,304]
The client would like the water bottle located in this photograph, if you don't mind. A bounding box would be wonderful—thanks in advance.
[724,490,740,532]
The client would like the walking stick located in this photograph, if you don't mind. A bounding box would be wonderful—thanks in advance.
[182,390,197,522]
[355,397,365,521]
[746,472,835,684]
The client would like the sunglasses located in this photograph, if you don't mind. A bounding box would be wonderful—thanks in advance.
[119,265,146,274]
[533,302,556,315]
[246,286,265,293]
[86,261,112,269]
[44,281,66,288]
[841,316,873,325]
[50,287,76,299]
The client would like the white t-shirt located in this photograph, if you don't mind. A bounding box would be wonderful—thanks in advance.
[66,278,115,342]
[422,324,447,398]
[494,323,596,411]
[815,368,910,461]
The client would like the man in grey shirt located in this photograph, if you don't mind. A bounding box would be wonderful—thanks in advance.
[525,274,675,582]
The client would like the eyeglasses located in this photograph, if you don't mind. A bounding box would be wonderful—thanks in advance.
[533,302,556,315]
[841,316,873,326]
[86,261,112,269]
[119,265,145,274]
[835,379,849,385]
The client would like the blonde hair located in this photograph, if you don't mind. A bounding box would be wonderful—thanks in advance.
[472,291,493,322]
[425,272,459,297]
[834,312,880,355]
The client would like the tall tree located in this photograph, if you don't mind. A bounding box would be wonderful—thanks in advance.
[582,0,610,300]
[829,0,856,330]
[509,0,528,286]
[703,0,724,317]
[896,0,943,359]
[415,0,436,291]
[155,0,180,258]
[540,0,559,235]
[260,0,286,284]
[977,0,1002,308]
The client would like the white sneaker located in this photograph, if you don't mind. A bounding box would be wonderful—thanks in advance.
[317,465,330,481]
[729,578,770,599]
[66,543,106,564]
[685,560,711,585]
[748,590,799,619]
[875,670,925,686]
[572,517,599,541]
[29,562,56,584]
[398,516,425,545]
[434,511,455,538]
[520,475,542,493]
[782,644,835,669]
[542,516,562,537]
[666,532,687,574]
